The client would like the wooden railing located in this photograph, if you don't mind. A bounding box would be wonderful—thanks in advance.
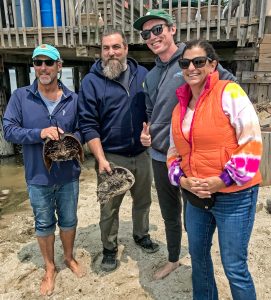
[0,0,268,48]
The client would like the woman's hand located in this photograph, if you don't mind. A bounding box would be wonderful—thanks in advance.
[180,176,211,198]
[190,176,226,196]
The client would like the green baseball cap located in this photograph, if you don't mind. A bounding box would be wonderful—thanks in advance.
[133,9,173,31]
[32,44,61,60]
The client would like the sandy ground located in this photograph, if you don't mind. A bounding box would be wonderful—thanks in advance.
[0,158,271,300]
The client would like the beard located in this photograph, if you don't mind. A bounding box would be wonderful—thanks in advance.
[102,58,127,80]
[37,72,57,85]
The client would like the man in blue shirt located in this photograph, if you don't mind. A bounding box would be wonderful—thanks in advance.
[78,29,159,272]
[3,44,85,296]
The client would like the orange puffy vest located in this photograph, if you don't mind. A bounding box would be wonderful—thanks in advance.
[172,77,261,193]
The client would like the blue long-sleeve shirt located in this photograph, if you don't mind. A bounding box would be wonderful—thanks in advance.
[3,79,82,186]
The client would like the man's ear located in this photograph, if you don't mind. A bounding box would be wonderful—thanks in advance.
[124,43,128,55]
[57,62,62,72]
[171,25,177,36]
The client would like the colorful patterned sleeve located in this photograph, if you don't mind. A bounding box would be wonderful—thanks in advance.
[221,83,262,186]
[167,123,185,186]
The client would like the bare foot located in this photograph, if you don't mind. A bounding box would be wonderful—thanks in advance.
[65,258,86,278]
[40,268,57,296]
[153,261,180,280]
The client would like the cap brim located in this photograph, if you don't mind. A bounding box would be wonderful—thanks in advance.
[133,15,168,30]
[32,50,59,60]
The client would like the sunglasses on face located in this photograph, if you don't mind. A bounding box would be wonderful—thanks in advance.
[178,56,213,69]
[33,59,57,67]
[140,24,167,40]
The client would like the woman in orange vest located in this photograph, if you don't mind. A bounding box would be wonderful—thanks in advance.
[167,40,262,300]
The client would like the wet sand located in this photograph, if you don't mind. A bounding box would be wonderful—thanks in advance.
[0,156,28,215]
[0,157,271,299]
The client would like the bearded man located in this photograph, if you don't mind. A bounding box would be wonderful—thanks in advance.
[78,29,159,272]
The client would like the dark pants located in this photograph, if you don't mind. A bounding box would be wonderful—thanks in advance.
[152,159,182,262]
[95,151,153,253]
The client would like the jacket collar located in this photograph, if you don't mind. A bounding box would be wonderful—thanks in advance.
[27,79,73,99]
[176,70,219,121]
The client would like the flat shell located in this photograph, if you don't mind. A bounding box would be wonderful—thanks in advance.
[43,133,84,171]
[97,165,135,204]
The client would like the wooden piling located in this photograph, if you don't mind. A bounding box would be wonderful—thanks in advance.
[260,131,271,186]
[15,65,30,88]
[73,66,79,93]
[0,66,14,156]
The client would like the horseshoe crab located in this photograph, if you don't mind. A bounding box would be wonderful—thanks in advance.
[43,133,84,172]
[97,163,135,205]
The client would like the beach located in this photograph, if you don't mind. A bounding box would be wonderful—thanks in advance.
[0,157,271,299]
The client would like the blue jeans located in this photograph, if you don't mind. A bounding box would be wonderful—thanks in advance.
[28,180,79,237]
[186,185,258,300]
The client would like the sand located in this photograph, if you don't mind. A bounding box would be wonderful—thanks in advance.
[0,159,271,300]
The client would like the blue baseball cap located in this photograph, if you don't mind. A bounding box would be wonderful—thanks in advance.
[32,44,61,60]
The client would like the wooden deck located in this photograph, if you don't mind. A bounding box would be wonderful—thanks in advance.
[0,0,271,158]
[0,0,268,51]
[0,0,270,103]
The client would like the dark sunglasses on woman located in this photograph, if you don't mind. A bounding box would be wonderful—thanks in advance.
[33,59,57,67]
[178,56,213,69]
[140,24,167,40]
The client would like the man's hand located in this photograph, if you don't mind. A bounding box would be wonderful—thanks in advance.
[140,122,151,147]
[40,126,64,140]
[98,158,112,174]
[87,138,111,174]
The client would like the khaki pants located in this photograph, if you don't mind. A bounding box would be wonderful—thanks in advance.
[95,150,153,252]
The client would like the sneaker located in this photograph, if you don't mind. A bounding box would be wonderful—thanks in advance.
[100,253,117,272]
[135,235,160,253]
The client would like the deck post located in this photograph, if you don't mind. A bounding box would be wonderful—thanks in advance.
[0,64,14,157]
[73,66,80,93]
[15,65,30,88]
[79,65,89,80]
[73,66,89,93]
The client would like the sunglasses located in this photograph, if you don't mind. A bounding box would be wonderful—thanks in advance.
[33,59,57,67]
[178,56,213,69]
[140,24,167,40]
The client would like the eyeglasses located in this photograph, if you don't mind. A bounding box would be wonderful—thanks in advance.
[140,24,167,40]
[178,56,213,69]
[33,59,57,67]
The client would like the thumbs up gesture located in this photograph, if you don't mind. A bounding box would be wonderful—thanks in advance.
[140,122,151,147]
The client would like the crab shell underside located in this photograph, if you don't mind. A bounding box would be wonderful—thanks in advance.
[97,165,135,205]
[43,133,84,171]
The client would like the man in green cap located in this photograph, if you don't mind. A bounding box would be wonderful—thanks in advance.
[133,9,236,280]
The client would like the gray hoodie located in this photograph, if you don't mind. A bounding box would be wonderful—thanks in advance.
[144,43,237,162]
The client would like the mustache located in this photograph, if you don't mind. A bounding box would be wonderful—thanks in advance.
[107,58,121,63]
